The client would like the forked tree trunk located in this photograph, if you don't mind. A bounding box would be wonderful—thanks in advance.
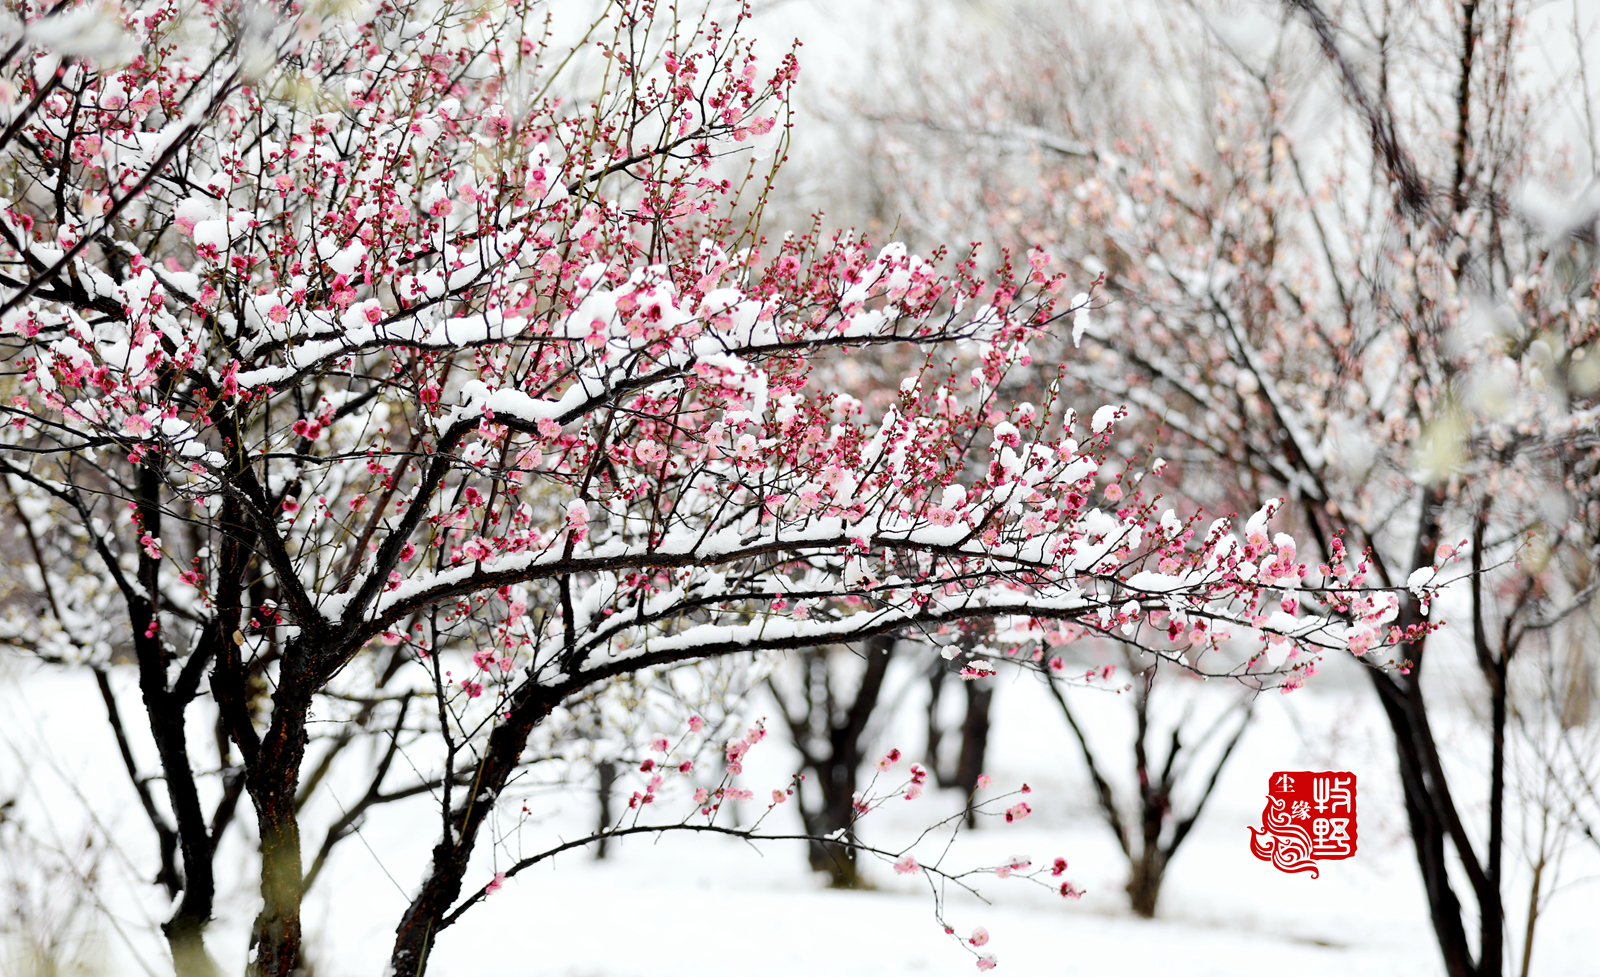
[1045,661,1250,920]
[771,636,896,889]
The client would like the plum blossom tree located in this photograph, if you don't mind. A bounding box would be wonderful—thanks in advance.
[0,0,1438,974]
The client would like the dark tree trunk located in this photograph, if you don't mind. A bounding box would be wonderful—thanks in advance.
[771,636,896,888]
[128,465,223,975]
[925,657,993,827]
[924,660,947,783]
[1358,482,1512,977]
[595,760,616,860]
[804,757,865,889]
[389,689,557,976]
[1370,670,1478,977]
[1125,845,1168,919]
[954,680,992,806]
[245,676,314,977]
[1274,1,1512,962]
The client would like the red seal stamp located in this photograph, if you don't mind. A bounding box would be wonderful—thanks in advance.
[1249,771,1357,876]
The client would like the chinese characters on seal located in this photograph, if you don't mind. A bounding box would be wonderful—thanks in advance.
[1249,771,1357,876]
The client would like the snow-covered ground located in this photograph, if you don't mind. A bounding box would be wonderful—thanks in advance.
[5,644,1595,976]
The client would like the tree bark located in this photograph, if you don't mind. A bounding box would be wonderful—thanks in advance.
[129,465,223,976]
[925,647,994,827]
[1370,670,1478,977]
[773,636,896,889]
[245,675,314,977]
[1364,483,1498,977]
[1126,845,1167,919]
[595,760,616,860]
[953,679,993,826]
[389,689,557,976]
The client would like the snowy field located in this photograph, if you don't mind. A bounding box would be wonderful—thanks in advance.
[5,646,1595,976]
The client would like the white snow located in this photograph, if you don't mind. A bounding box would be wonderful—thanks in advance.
[7,650,1590,977]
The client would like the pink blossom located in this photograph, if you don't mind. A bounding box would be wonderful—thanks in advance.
[635,439,668,465]
[995,856,1030,879]
[893,856,919,875]
[485,872,505,894]
[976,774,992,790]
[1347,629,1375,656]
[565,499,589,542]
[968,927,989,947]
[976,955,998,971]
[1004,802,1031,823]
